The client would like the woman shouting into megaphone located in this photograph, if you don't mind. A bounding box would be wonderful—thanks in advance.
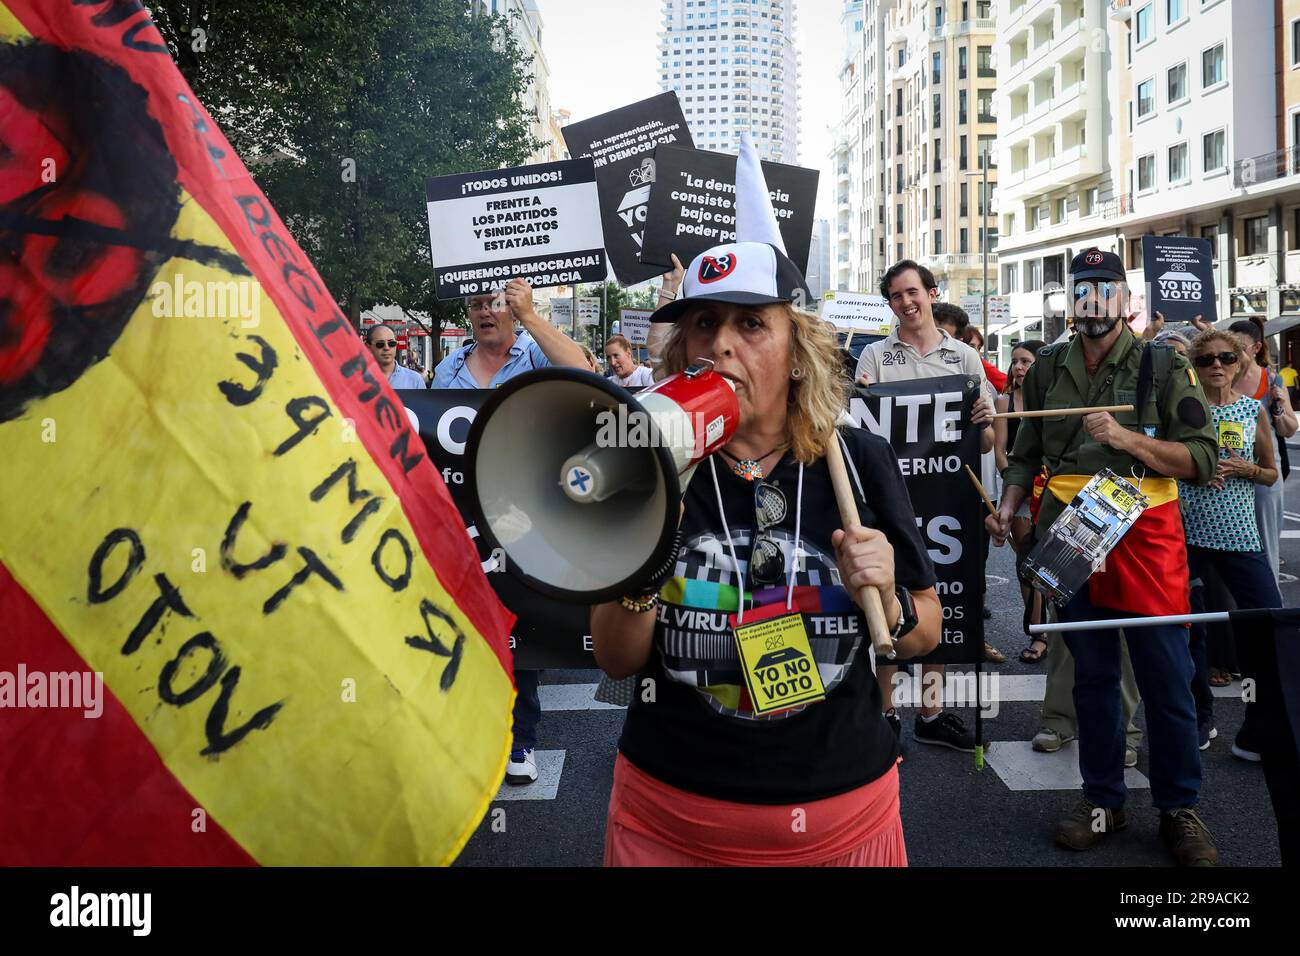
[591,240,942,867]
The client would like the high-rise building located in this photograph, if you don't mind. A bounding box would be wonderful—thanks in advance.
[657,0,801,163]
[994,0,1300,359]
[833,0,997,298]
[807,218,832,298]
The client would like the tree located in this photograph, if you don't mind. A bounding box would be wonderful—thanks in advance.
[151,1,540,328]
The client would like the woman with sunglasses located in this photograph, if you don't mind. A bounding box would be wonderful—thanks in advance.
[591,241,942,867]
[1179,330,1282,762]
[1222,319,1298,584]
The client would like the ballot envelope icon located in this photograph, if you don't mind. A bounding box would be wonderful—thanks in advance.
[755,646,806,670]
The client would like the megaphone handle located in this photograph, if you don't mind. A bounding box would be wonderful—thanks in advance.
[825,433,897,660]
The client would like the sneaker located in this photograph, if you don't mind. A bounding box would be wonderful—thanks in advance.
[1199,725,1218,751]
[914,711,976,752]
[1231,727,1261,763]
[1159,808,1219,867]
[505,747,537,785]
[1032,727,1075,753]
[1055,798,1126,850]
[1125,747,1138,768]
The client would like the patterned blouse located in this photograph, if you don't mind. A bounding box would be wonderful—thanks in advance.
[1179,395,1262,552]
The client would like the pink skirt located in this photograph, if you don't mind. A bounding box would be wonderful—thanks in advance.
[604,753,907,867]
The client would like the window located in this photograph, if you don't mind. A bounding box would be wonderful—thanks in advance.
[1202,43,1224,88]
[977,46,994,77]
[1201,224,1219,260]
[960,228,969,253]
[898,47,905,68]
[1167,62,1187,103]
[978,90,994,123]
[960,136,968,170]
[1085,186,1100,215]
[1168,142,1189,183]
[934,230,943,255]
[933,93,941,127]
[1202,128,1225,172]
[959,89,968,124]
[932,51,941,84]
[1293,19,1300,68]
[960,182,968,216]
[1244,215,1269,256]
[1138,153,1156,191]
[978,135,995,167]
[1026,259,1042,290]
[1130,238,1144,270]
[1135,4,1152,44]
[1166,0,1185,26]
[1137,78,1155,117]
[934,137,942,172]
[1003,264,1019,292]
[934,185,942,216]
[959,47,968,80]
[934,3,943,26]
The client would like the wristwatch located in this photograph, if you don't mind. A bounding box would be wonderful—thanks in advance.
[889,585,918,640]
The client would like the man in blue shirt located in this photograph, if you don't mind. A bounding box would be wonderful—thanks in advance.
[367,324,428,390]
[433,278,585,785]
[433,279,585,388]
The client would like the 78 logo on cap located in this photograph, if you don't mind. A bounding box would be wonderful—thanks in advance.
[698,254,738,283]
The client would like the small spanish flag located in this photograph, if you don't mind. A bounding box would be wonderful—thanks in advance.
[0,1,514,864]
[1048,477,1189,618]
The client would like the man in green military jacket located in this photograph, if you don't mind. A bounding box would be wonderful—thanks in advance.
[988,248,1219,866]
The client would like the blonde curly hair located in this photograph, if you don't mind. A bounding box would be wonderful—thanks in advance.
[655,303,850,464]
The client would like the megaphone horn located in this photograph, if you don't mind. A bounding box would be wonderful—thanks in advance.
[464,360,739,603]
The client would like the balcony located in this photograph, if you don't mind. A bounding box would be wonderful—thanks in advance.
[1056,16,1085,48]
[1233,146,1300,188]
[1097,193,1135,219]
[1109,0,1133,21]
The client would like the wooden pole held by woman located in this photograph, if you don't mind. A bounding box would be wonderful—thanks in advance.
[825,434,896,659]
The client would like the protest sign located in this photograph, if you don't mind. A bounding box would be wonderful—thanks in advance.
[1142,236,1217,326]
[426,158,606,299]
[578,297,602,327]
[551,298,572,326]
[562,93,694,286]
[620,309,654,345]
[640,145,819,275]
[959,294,1011,328]
[822,292,895,336]
[848,376,985,665]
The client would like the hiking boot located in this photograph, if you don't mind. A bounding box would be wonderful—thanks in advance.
[1054,798,1126,850]
[1159,808,1219,867]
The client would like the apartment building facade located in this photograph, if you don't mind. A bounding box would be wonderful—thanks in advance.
[833,0,999,299]
[995,0,1300,365]
[657,0,801,163]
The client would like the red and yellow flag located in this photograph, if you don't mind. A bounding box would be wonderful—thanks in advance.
[0,1,515,864]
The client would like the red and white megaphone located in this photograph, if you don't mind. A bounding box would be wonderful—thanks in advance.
[464,360,738,603]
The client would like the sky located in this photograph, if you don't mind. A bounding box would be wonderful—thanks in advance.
[540,0,843,222]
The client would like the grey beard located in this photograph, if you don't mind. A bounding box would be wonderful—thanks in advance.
[1077,316,1120,339]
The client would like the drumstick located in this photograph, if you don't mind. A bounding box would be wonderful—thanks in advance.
[964,465,998,517]
[991,404,1134,420]
[825,434,896,660]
